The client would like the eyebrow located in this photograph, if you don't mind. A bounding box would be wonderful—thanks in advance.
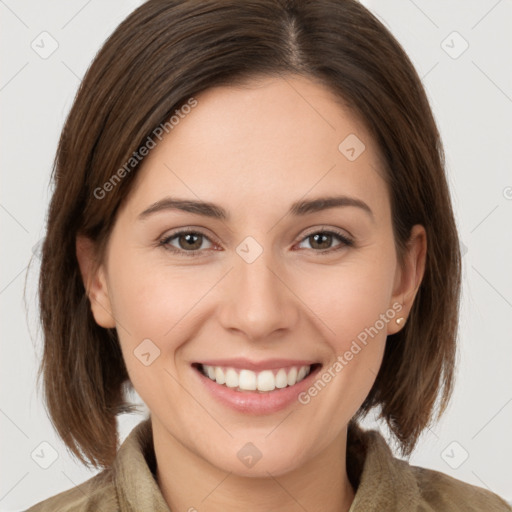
[138,195,374,222]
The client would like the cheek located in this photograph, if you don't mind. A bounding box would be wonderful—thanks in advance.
[104,252,198,390]
[107,261,198,412]
[295,248,397,348]
[108,236,397,351]
[291,253,396,432]
[108,253,204,340]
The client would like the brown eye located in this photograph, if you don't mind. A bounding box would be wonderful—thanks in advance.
[160,230,214,256]
[308,232,334,250]
[297,229,354,254]
[177,232,203,250]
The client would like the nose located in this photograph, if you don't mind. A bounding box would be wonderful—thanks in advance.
[217,246,300,342]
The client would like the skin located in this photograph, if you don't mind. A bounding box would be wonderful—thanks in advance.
[77,74,426,512]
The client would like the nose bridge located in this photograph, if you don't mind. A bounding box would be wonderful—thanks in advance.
[219,238,298,340]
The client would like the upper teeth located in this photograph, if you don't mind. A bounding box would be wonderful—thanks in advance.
[201,365,311,392]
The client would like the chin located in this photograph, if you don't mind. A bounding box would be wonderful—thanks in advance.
[203,440,309,478]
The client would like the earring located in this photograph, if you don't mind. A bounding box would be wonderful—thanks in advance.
[396,317,406,326]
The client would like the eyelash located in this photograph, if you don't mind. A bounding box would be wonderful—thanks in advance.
[158,227,354,258]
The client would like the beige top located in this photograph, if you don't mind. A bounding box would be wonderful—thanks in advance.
[27,418,511,511]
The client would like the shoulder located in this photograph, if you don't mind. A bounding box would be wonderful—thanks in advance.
[347,422,511,512]
[25,418,166,512]
[409,462,512,511]
[25,469,118,511]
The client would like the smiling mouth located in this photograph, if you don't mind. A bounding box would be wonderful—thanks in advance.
[193,363,322,393]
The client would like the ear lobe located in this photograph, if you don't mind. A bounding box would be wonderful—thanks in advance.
[388,224,427,334]
[76,235,116,329]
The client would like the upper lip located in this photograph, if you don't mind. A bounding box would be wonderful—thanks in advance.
[194,358,319,371]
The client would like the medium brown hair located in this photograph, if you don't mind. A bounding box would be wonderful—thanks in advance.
[38,0,461,468]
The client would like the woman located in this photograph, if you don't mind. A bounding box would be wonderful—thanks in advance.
[28,0,511,510]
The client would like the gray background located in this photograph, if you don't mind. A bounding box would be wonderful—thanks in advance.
[1,0,511,510]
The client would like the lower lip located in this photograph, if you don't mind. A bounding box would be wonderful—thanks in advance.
[193,365,321,415]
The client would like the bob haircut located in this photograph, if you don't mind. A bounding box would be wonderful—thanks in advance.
[38,0,461,469]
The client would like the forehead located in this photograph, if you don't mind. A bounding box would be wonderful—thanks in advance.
[123,75,390,223]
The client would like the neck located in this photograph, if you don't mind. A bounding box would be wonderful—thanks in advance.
[152,418,355,512]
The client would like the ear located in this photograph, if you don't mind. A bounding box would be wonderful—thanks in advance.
[76,235,116,328]
[387,224,427,335]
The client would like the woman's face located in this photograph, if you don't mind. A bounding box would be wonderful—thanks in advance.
[80,75,425,477]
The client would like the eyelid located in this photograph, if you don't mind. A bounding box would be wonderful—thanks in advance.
[299,225,353,242]
[159,226,218,243]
